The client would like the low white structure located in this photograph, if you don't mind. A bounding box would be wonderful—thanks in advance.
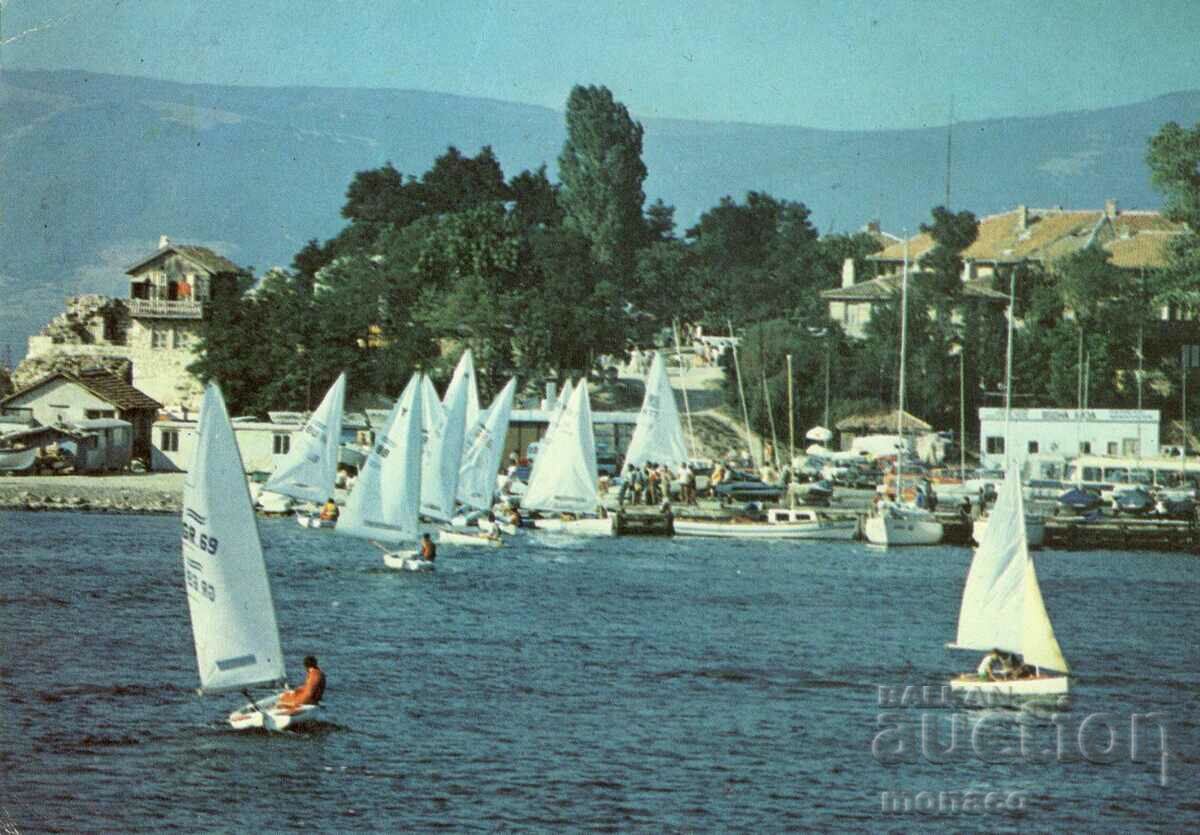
[978,408,1160,471]
[152,418,300,473]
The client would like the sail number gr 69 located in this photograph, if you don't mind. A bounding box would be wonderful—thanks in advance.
[181,522,220,555]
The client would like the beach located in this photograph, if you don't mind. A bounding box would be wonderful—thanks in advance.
[0,472,185,513]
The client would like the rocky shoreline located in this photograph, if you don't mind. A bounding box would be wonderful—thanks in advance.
[0,473,185,514]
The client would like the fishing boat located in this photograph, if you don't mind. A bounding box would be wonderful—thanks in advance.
[523,381,614,536]
[971,510,1046,548]
[864,240,943,546]
[181,384,318,730]
[261,373,346,527]
[948,464,1070,699]
[336,374,433,571]
[673,507,858,540]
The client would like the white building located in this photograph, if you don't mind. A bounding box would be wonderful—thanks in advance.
[978,408,1160,471]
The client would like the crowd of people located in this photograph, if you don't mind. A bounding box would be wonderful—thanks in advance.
[617,461,698,506]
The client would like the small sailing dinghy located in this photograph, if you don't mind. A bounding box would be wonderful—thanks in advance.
[523,381,614,536]
[336,374,433,571]
[182,383,317,730]
[948,463,1070,699]
[260,372,346,529]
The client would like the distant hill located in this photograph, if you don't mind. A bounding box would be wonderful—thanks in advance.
[3,68,1198,362]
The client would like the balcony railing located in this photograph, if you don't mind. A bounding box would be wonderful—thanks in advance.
[127,299,205,319]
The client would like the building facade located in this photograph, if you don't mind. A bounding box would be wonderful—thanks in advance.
[978,407,1161,471]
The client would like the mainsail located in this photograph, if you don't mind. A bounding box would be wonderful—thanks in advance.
[419,369,469,522]
[337,373,424,544]
[954,463,1069,672]
[183,384,286,695]
[623,351,688,469]
[458,377,517,511]
[263,372,346,503]
[522,381,599,514]
[450,349,481,443]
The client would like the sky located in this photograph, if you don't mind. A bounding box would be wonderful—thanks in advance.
[2,0,1199,131]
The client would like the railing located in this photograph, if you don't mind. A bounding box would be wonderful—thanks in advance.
[127,299,205,319]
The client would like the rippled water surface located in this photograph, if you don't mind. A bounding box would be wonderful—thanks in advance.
[1,510,1197,831]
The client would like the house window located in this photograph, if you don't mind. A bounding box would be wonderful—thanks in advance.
[1027,441,1039,454]
[86,409,116,419]
[1107,442,1119,455]
[161,430,179,452]
[152,328,169,349]
[1080,441,1091,455]
[985,436,1005,454]
[273,434,290,455]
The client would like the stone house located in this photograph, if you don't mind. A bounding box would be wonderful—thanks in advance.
[19,236,246,411]
[0,367,161,462]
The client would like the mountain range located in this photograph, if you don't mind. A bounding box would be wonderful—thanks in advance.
[3,68,1198,363]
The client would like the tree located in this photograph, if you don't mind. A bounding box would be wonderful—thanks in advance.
[557,85,647,276]
[421,145,510,215]
[1147,121,1200,313]
[508,165,564,230]
[341,162,423,227]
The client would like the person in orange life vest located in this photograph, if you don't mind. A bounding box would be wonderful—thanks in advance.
[420,532,437,562]
[277,655,325,711]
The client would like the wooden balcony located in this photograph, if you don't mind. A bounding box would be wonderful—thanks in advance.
[126,299,205,319]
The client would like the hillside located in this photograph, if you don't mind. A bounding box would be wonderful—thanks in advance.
[3,68,1198,363]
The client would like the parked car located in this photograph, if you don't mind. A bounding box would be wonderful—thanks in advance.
[714,471,785,504]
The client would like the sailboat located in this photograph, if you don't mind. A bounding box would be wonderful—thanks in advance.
[451,377,518,536]
[864,240,943,546]
[948,463,1070,698]
[623,351,689,471]
[522,380,614,536]
[259,373,347,529]
[182,383,316,730]
[970,272,1047,548]
[336,373,432,571]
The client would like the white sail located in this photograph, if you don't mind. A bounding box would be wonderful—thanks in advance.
[954,464,1068,672]
[450,349,482,441]
[458,378,517,511]
[183,384,285,695]
[337,373,424,544]
[419,369,469,521]
[522,380,599,513]
[623,351,688,469]
[263,372,346,504]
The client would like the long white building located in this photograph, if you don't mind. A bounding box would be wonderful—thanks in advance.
[978,408,1160,471]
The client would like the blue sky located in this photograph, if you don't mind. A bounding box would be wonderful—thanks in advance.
[3,0,1198,130]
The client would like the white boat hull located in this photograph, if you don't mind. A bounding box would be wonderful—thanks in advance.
[532,516,615,536]
[437,528,502,548]
[382,551,436,571]
[228,696,318,731]
[971,515,1045,548]
[295,513,336,530]
[673,518,858,540]
[949,674,1069,699]
[864,513,943,546]
[255,490,294,515]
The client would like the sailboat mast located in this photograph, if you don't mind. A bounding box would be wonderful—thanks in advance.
[897,237,909,494]
[672,320,697,459]
[1004,269,1015,469]
[728,320,757,469]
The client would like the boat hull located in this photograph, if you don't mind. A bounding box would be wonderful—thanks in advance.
[673,519,858,540]
[295,513,336,530]
[532,516,615,536]
[864,514,943,546]
[228,697,318,731]
[382,551,436,571]
[971,515,1045,548]
[949,674,1069,699]
[437,528,502,548]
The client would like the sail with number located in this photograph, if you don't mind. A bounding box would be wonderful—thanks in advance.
[182,384,286,695]
[624,352,688,469]
[953,463,1069,672]
[522,381,599,514]
[337,373,424,544]
[458,377,517,511]
[263,372,346,503]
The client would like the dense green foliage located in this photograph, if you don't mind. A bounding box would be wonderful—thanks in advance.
[192,95,1197,451]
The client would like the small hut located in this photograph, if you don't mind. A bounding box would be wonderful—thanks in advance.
[835,409,934,454]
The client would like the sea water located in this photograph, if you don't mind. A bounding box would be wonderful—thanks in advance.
[1,510,1196,831]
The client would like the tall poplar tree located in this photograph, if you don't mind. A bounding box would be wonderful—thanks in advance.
[557,85,648,278]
